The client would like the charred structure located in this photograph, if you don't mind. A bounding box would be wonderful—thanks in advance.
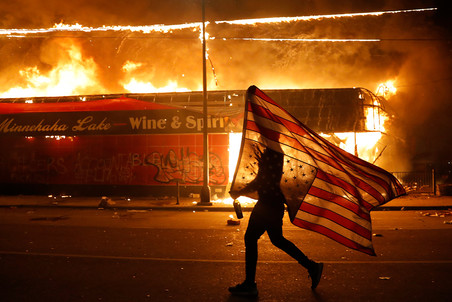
[0,88,389,197]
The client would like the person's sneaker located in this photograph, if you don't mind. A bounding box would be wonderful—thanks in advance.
[228,281,258,297]
[308,262,323,289]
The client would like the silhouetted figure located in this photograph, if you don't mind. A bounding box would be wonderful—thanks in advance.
[229,147,323,297]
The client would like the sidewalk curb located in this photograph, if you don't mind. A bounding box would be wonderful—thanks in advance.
[1,204,450,212]
[1,194,451,212]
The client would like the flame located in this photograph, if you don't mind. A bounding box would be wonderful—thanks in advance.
[214,8,436,25]
[212,196,257,206]
[120,60,190,93]
[365,99,388,133]
[0,13,401,195]
[0,43,191,97]
[0,7,434,98]
[122,61,143,72]
[221,37,381,42]
[321,92,389,163]
[123,78,190,93]
[0,8,436,38]
[228,132,243,183]
[320,132,382,163]
[376,80,397,99]
[0,21,202,36]
[0,39,101,98]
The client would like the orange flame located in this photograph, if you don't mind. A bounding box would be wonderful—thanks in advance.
[320,132,383,163]
[0,40,192,97]
[376,80,397,99]
[120,60,191,93]
[0,39,101,98]
[123,78,190,93]
[0,15,397,203]
[214,8,436,25]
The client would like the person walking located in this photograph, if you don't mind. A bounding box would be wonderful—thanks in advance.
[228,147,323,297]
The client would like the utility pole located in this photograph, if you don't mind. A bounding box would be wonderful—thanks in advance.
[199,0,212,205]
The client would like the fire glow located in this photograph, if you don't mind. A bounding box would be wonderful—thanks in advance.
[0,21,202,36]
[0,7,421,204]
[0,8,433,97]
[0,40,101,98]
[376,80,397,99]
[0,8,436,37]
[214,8,437,25]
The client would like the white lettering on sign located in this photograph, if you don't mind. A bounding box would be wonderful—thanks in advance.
[0,118,68,133]
[129,116,167,130]
[72,116,111,132]
[185,115,225,131]
[130,115,225,132]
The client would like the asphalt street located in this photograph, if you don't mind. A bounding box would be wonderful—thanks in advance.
[0,206,451,302]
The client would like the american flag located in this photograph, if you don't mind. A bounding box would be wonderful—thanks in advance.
[231,86,405,255]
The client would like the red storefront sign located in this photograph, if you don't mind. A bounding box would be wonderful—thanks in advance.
[0,97,229,193]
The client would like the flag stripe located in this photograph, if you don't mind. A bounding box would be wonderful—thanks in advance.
[299,197,372,238]
[249,94,296,124]
[310,178,359,208]
[245,123,316,166]
[315,169,375,210]
[308,183,371,221]
[231,86,405,255]
[247,103,396,195]
[245,125,385,210]
[246,119,286,146]
[292,216,376,256]
[248,95,403,196]
[309,149,387,204]
[294,208,374,251]
[248,103,398,199]
[247,113,389,204]
[325,147,398,197]
[252,92,385,179]
[245,121,386,209]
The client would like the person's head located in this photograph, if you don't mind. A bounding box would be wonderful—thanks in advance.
[256,147,284,173]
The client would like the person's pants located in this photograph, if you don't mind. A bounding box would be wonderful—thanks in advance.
[244,202,312,283]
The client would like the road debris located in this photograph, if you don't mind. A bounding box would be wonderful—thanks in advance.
[98,196,115,208]
[30,216,68,221]
[227,215,241,225]
[111,212,132,219]
[420,211,451,217]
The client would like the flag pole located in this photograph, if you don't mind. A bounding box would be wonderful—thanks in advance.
[199,0,212,205]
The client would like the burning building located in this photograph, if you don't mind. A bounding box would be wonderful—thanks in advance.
[0,4,448,197]
[0,87,390,197]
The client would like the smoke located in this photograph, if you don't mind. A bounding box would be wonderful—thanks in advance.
[0,1,441,27]
[377,3,452,170]
[0,0,201,28]
[0,0,450,170]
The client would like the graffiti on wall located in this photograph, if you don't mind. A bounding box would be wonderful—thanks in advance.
[4,148,226,186]
[73,152,134,184]
[7,151,67,183]
[138,148,226,185]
